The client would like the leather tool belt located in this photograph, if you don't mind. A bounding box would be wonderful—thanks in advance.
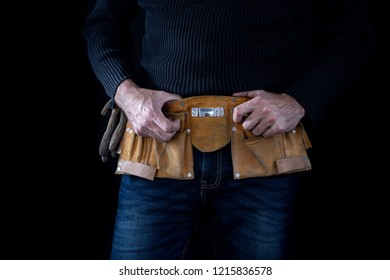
[113,95,312,181]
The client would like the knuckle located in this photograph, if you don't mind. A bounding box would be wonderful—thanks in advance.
[273,124,284,134]
[233,106,242,115]
[268,116,276,124]
[262,106,270,114]
[133,127,144,136]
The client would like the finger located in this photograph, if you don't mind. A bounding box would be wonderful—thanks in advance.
[139,123,177,142]
[233,101,256,123]
[251,116,277,136]
[241,114,259,130]
[154,112,181,133]
[261,123,287,138]
[262,126,279,138]
[232,91,251,97]
[151,129,177,142]
[158,92,182,106]
[251,122,269,136]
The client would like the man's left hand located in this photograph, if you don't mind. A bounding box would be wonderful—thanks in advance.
[232,90,305,137]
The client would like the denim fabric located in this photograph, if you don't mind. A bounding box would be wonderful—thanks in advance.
[111,144,300,260]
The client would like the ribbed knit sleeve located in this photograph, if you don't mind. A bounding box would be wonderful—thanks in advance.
[286,0,372,126]
[82,0,140,98]
[83,0,372,127]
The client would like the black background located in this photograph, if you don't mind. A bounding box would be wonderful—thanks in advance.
[0,1,388,260]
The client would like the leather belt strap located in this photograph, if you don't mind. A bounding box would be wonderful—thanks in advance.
[162,95,249,113]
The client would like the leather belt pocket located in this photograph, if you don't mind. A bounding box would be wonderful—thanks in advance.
[231,122,312,179]
[189,108,230,152]
[116,112,194,180]
[181,96,247,152]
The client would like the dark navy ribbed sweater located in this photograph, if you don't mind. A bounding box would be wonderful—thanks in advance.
[83,0,372,126]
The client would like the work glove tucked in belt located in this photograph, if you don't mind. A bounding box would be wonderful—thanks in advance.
[98,100,127,162]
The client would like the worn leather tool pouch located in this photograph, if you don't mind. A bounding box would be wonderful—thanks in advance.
[231,122,312,179]
[117,111,193,180]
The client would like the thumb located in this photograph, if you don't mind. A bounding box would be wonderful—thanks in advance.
[233,90,266,98]
[232,91,249,97]
[154,111,181,133]
[160,92,182,104]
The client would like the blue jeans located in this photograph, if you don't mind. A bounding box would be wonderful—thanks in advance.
[111,144,300,260]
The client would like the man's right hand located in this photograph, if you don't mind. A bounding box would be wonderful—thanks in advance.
[114,79,181,142]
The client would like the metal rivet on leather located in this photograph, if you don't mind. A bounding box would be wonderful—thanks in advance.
[187,173,192,178]
[232,127,237,132]
[186,128,191,133]
[235,173,240,178]
[292,129,296,134]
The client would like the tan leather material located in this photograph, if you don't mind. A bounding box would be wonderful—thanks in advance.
[231,123,312,179]
[163,96,249,152]
[116,160,157,181]
[114,95,312,180]
[276,156,312,174]
[116,115,194,180]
